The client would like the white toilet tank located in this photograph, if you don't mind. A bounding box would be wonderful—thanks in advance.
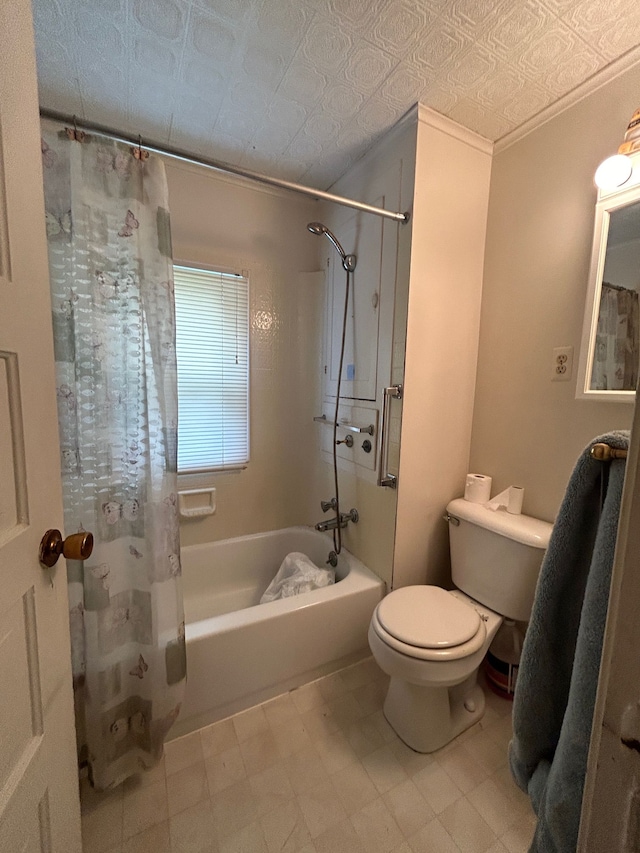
[446,498,553,622]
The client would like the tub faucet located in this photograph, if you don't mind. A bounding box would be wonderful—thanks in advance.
[321,497,337,513]
[315,508,359,532]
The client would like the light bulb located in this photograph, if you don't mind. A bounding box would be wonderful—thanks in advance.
[594,154,633,190]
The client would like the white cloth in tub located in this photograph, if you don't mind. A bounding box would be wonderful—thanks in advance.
[260,552,335,603]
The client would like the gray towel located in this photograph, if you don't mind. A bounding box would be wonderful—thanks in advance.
[509,431,629,853]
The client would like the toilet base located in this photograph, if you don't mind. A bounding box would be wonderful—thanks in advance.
[383,673,486,753]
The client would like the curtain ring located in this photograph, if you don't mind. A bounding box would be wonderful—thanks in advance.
[65,114,86,142]
[132,134,149,162]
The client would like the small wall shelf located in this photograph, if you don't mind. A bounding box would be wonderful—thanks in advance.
[178,488,216,518]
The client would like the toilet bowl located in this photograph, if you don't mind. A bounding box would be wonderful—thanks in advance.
[368,498,553,753]
[369,587,502,752]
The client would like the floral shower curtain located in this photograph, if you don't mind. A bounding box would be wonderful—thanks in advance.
[41,125,185,790]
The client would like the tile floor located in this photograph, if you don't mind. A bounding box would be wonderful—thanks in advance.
[81,658,536,853]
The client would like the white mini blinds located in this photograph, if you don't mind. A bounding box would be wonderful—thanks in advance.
[173,265,250,472]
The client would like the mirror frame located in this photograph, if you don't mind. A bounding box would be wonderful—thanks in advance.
[576,152,640,403]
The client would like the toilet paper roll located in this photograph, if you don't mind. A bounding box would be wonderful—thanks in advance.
[464,474,492,504]
[486,488,510,511]
[486,486,525,513]
[507,486,524,515]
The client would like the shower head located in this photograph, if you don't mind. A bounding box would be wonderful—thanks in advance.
[307,221,357,272]
[307,222,326,235]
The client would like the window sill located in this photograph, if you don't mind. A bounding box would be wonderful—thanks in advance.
[177,466,247,490]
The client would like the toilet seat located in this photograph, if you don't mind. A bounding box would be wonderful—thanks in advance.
[377,586,481,649]
[371,586,488,662]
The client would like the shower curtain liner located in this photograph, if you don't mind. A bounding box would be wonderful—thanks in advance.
[41,125,185,790]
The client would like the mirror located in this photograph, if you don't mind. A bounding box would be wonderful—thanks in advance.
[577,158,640,402]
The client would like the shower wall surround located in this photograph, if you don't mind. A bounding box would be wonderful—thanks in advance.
[318,107,492,587]
[167,106,495,594]
[166,164,320,546]
[314,107,493,592]
[311,113,418,587]
[167,116,418,586]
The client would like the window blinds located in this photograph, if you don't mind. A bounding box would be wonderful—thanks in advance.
[173,265,250,472]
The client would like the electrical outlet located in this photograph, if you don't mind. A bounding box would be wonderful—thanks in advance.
[552,346,574,381]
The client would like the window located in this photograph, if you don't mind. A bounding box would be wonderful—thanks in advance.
[173,264,249,473]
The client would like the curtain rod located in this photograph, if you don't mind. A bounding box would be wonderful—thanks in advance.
[40,109,410,225]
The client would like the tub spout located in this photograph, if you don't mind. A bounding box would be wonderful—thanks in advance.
[314,508,359,532]
[315,517,340,532]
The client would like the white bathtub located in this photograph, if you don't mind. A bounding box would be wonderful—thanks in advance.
[173,526,385,736]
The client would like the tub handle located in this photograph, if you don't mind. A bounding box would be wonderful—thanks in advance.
[377,384,402,489]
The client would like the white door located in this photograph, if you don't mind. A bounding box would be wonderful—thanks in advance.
[578,401,640,850]
[0,2,82,851]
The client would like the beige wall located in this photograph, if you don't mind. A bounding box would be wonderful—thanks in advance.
[166,162,322,545]
[393,108,493,590]
[470,66,640,524]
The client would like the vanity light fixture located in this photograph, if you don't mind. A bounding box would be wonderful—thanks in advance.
[594,154,632,190]
[594,107,640,190]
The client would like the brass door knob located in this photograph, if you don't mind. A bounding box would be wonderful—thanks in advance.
[39,529,94,567]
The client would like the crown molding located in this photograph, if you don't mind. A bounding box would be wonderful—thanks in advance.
[495,44,640,155]
[417,103,494,156]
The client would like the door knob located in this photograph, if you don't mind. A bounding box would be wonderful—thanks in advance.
[39,529,94,567]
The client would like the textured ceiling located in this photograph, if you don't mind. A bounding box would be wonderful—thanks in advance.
[33,0,640,189]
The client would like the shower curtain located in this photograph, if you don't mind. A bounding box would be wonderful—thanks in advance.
[41,126,185,790]
[592,282,639,391]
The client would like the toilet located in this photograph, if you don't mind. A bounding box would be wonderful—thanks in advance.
[368,497,553,753]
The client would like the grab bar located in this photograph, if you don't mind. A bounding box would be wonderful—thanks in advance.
[313,415,375,435]
[377,384,402,488]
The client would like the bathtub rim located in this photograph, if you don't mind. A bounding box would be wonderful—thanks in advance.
[182,525,384,641]
[181,524,352,579]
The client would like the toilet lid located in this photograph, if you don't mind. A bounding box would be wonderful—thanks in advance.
[377,586,481,649]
